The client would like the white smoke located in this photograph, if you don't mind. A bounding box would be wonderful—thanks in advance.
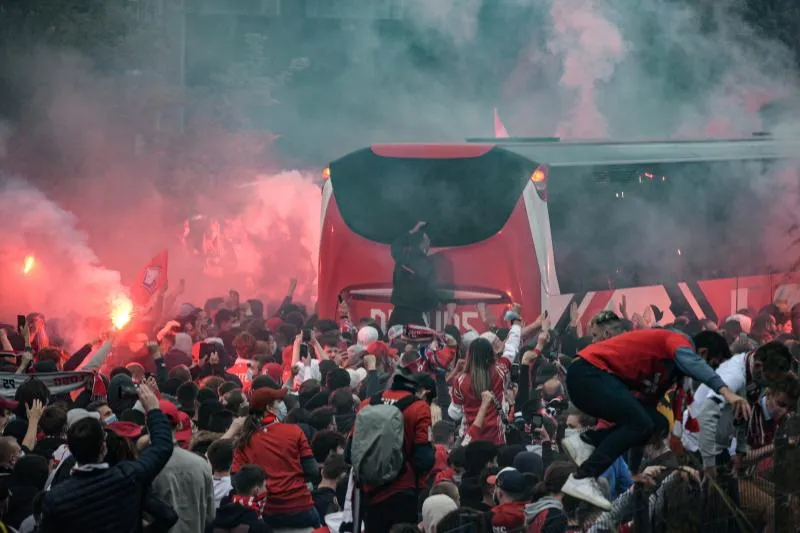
[548,0,627,137]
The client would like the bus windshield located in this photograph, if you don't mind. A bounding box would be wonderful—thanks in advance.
[329,146,536,247]
[548,159,800,293]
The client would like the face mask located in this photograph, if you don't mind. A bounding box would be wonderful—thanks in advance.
[277,401,287,422]
[104,414,118,425]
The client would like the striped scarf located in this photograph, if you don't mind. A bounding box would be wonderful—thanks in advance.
[231,492,267,515]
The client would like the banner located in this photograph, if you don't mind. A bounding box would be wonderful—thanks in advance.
[132,250,169,307]
[494,108,510,138]
[0,371,93,399]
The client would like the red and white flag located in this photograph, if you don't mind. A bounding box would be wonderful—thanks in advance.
[494,108,510,138]
[132,250,169,307]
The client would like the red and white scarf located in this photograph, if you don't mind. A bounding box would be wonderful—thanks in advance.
[231,492,267,515]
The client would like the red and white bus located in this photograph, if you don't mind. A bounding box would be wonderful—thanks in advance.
[317,138,800,332]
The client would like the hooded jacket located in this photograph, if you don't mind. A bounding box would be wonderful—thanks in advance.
[390,232,438,312]
[525,497,567,533]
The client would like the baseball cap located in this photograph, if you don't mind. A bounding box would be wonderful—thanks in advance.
[488,467,527,494]
[158,399,193,442]
[0,398,18,411]
[176,411,192,443]
[250,387,287,411]
[107,421,143,440]
[67,408,101,429]
[512,451,544,479]
[263,363,282,384]
[158,400,181,425]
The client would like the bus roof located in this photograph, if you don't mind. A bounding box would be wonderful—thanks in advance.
[362,137,800,168]
[502,137,800,167]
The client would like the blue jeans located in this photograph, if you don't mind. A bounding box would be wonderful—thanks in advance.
[263,508,321,529]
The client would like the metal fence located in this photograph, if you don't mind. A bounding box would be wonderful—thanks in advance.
[435,416,800,532]
[631,414,800,533]
[774,414,800,533]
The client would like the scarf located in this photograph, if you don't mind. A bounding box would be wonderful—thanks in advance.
[744,352,762,404]
[261,413,278,427]
[744,351,770,445]
[231,492,267,515]
[72,463,110,473]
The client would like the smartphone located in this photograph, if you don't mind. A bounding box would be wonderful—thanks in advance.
[199,343,214,360]
[302,328,312,343]
[16,315,25,334]
[510,364,520,382]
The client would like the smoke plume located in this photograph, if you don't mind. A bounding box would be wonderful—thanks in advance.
[0,177,129,335]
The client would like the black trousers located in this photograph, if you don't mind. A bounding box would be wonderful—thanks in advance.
[364,490,419,533]
[567,359,669,479]
[388,305,428,329]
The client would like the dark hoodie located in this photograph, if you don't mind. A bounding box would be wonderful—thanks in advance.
[390,231,438,312]
[205,498,272,533]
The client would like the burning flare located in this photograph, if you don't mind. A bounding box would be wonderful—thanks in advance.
[22,255,35,275]
[110,296,133,330]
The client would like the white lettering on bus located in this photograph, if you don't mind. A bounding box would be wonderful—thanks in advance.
[370,309,388,332]
[369,309,480,333]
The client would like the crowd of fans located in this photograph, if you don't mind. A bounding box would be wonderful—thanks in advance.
[0,273,798,533]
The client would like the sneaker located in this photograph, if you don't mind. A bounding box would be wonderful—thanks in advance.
[561,431,595,467]
[561,474,612,511]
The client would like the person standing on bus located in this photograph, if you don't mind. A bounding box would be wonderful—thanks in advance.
[389,221,439,329]
[559,328,752,511]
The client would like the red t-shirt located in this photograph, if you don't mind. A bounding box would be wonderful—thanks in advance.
[228,357,252,389]
[491,500,527,532]
[452,364,507,445]
[232,422,315,514]
[356,389,432,504]
[578,329,692,403]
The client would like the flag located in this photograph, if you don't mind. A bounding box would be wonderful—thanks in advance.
[132,250,169,306]
[494,108,510,138]
[91,372,107,399]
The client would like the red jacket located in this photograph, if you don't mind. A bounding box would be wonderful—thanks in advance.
[578,329,693,403]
